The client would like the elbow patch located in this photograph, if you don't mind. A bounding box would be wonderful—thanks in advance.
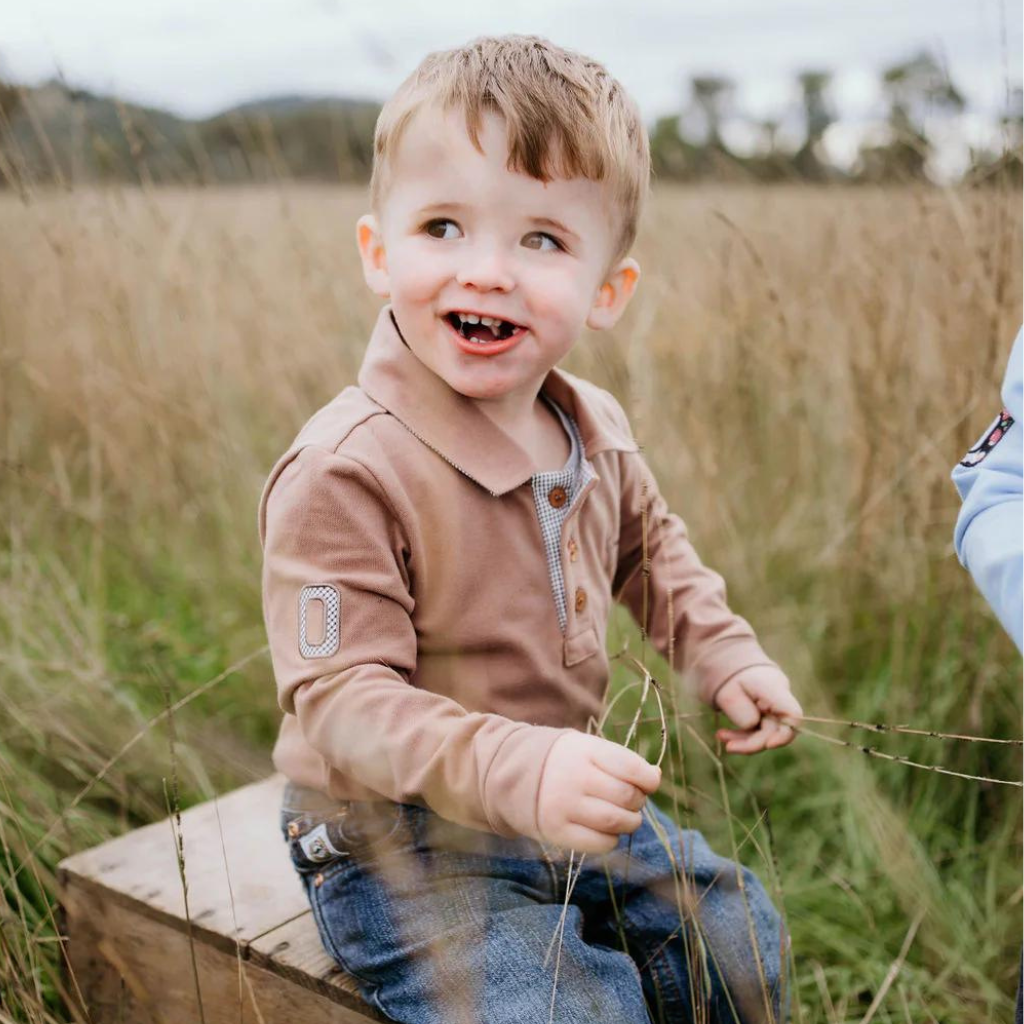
[298,584,341,658]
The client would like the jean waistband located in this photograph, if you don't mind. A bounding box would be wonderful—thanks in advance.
[280,780,351,816]
[280,780,402,816]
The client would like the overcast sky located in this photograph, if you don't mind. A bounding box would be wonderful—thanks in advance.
[2,0,1021,169]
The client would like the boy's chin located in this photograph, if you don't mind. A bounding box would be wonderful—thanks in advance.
[441,371,532,404]
[445,378,513,401]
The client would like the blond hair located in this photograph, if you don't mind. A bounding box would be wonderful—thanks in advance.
[370,35,650,260]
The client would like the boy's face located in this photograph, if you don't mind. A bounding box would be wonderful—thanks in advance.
[357,105,640,414]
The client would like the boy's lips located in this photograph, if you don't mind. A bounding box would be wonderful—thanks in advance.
[441,313,527,357]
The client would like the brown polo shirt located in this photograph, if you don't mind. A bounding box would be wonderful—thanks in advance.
[259,306,776,841]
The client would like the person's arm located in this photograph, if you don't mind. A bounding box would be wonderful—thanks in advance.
[611,408,802,752]
[952,330,1024,653]
[260,445,570,839]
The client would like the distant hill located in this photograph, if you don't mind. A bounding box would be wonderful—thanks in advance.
[1,73,1017,190]
[220,94,377,117]
[0,80,381,187]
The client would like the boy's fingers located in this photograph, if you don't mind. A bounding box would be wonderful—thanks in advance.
[716,728,751,743]
[770,690,804,721]
[765,724,796,748]
[550,823,619,855]
[570,796,643,837]
[589,742,661,793]
[756,714,796,748]
[718,726,771,754]
[719,716,797,754]
[588,769,649,812]
[714,686,761,730]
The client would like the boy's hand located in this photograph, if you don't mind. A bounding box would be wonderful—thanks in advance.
[713,666,803,755]
[536,732,661,854]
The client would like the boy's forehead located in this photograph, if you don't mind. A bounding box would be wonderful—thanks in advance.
[389,104,474,172]
[383,105,612,224]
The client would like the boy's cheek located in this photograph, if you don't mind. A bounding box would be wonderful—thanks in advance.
[523,275,596,331]
[387,255,451,301]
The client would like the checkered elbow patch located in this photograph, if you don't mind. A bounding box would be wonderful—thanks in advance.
[298,584,341,658]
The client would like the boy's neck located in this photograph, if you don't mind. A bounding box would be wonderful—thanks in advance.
[475,389,571,473]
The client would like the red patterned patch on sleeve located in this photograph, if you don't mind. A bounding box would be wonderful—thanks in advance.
[959,409,1015,467]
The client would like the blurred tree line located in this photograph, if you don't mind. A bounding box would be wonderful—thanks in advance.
[0,49,1020,191]
[652,51,1021,185]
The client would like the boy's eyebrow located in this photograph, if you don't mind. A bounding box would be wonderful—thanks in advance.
[415,202,466,217]
[528,216,580,243]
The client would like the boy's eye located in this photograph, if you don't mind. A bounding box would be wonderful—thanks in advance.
[425,219,461,240]
[522,231,563,252]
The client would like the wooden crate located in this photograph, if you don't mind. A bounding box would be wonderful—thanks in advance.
[57,773,386,1023]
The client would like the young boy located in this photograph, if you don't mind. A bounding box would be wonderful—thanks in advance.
[261,35,803,1024]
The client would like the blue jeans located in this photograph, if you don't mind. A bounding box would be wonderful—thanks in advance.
[280,796,786,1023]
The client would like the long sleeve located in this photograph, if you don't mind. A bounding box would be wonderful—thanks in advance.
[260,445,568,838]
[952,330,1024,653]
[612,441,777,706]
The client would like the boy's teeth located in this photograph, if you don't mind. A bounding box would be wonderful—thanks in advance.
[457,312,506,326]
[450,311,522,342]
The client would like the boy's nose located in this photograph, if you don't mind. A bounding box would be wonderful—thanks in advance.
[455,249,514,292]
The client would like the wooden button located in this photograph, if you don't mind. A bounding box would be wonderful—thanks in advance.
[574,587,587,612]
[548,486,568,509]
[567,538,578,562]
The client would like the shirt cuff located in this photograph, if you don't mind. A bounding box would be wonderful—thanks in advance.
[688,640,780,706]
[480,724,573,839]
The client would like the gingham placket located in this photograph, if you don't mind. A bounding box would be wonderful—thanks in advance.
[531,396,598,633]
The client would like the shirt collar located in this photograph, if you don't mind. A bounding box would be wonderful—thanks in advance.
[537,392,579,480]
[357,305,638,496]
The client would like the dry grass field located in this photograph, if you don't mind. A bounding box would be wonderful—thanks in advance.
[0,182,1021,1022]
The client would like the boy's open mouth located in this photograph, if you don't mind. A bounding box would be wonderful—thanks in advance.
[444,311,525,344]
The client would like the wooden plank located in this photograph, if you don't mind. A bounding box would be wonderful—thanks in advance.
[61,878,380,1024]
[58,773,392,1022]
[251,914,390,1021]
[58,774,306,953]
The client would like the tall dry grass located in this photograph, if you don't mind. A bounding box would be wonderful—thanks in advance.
[0,182,1021,1022]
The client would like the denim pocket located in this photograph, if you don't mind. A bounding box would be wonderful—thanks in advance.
[282,801,406,877]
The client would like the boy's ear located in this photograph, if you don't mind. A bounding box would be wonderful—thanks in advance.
[356,213,390,297]
[586,257,640,331]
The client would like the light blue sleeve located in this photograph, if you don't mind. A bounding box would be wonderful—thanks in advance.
[951,329,1023,653]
